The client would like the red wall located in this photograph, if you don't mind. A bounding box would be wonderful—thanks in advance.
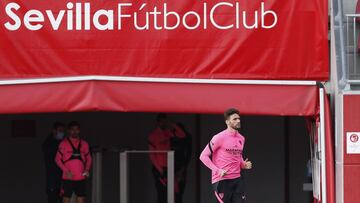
[343,95,360,203]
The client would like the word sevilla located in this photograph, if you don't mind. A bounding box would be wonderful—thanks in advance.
[4,2,278,31]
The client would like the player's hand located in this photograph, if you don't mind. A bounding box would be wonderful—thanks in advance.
[244,159,252,169]
[66,171,73,179]
[82,171,90,177]
[219,169,227,177]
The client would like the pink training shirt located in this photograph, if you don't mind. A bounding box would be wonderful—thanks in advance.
[200,129,246,184]
[55,137,92,181]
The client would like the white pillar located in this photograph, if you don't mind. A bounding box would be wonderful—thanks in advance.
[92,151,102,203]
[119,150,174,203]
[319,88,327,203]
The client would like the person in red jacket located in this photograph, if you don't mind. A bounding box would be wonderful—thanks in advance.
[148,114,192,203]
[55,121,92,203]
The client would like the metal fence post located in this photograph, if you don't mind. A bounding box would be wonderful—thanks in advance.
[167,151,175,203]
[120,152,128,203]
[119,150,174,203]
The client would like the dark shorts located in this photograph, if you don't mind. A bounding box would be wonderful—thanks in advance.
[212,177,246,203]
[61,180,87,198]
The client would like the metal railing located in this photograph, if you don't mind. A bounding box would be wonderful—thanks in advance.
[119,150,175,203]
[92,151,103,203]
[346,14,360,82]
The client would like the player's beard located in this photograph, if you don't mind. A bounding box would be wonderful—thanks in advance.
[230,122,241,130]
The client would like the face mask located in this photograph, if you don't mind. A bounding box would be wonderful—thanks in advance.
[55,132,65,140]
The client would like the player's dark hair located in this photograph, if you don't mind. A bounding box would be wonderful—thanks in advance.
[156,113,168,122]
[53,121,65,129]
[68,121,80,129]
[224,108,240,120]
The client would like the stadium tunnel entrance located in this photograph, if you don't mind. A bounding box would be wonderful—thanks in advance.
[0,112,322,203]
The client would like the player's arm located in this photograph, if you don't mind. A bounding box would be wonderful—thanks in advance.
[199,136,224,176]
[171,123,186,138]
[55,142,69,172]
[148,134,163,173]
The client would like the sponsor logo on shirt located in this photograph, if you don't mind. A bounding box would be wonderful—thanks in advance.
[225,148,242,155]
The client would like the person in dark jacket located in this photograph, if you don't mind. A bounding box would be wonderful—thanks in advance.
[42,122,65,203]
